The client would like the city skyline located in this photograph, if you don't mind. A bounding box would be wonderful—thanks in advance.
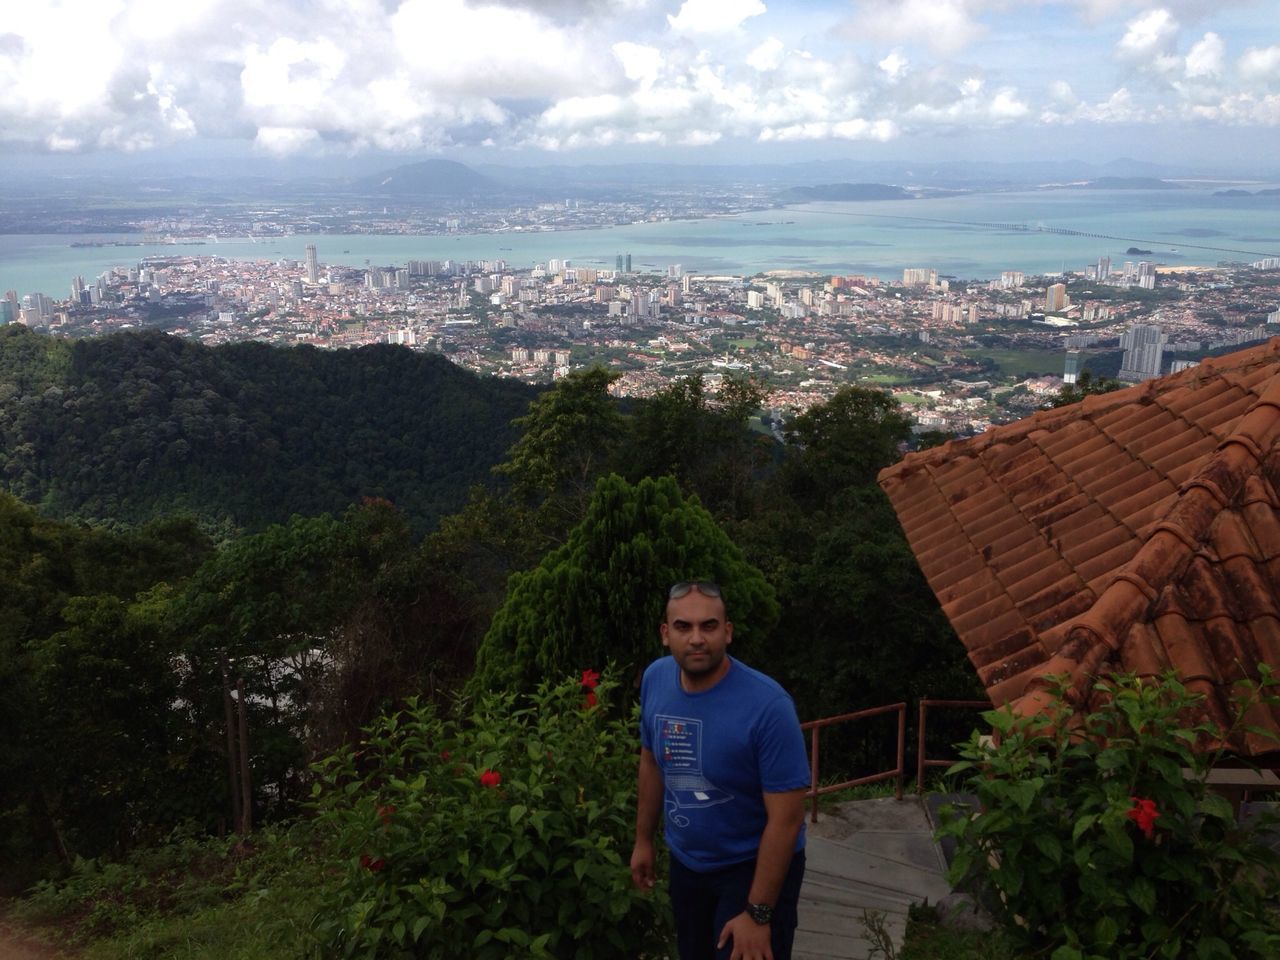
[4,0,1280,175]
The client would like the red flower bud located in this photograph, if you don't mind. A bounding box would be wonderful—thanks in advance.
[360,853,387,872]
[583,691,598,709]
[581,669,601,690]
[479,769,502,788]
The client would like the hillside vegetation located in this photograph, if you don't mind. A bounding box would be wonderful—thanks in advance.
[0,325,536,533]
[1,332,982,956]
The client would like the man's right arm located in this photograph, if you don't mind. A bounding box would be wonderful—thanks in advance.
[630,746,662,890]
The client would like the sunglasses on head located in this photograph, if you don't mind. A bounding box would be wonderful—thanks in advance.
[668,580,722,600]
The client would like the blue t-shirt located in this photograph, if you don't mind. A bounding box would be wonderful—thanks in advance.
[639,655,810,872]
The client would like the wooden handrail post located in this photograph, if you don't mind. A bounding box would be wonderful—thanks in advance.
[895,704,905,801]
[809,725,821,823]
[917,700,928,795]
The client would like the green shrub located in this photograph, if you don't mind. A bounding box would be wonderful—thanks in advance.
[939,672,1280,960]
[310,672,673,959]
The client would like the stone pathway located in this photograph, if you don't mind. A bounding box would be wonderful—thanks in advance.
[793,796,953,960]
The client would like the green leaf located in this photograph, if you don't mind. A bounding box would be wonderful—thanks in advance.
[1050,947,1083,960]
[1093,915,1119,947]
[1072,813,1098,842]
[1033,832,1063,864]
[1130,876,1156,914]
[509,803,527,827]
[411,916,430,941]
[1195,936,1232,960]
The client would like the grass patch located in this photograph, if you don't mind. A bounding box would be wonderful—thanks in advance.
[962,348,1064,379]
[10,827,329,960]
[893,393,932,407]
[900,902,1019,960]
[859,372,911,386]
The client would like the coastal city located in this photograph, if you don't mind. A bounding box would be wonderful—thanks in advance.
[7,238,1280,436]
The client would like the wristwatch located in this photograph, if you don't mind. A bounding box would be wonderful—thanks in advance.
[746,902,774,925]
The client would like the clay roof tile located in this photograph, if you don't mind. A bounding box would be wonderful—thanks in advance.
[879,337,1280,757]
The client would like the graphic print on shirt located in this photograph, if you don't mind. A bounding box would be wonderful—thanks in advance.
[656,714,732,825]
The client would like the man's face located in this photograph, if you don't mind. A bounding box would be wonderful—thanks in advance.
[661,587,733,689]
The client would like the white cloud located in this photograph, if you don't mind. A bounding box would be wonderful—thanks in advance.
[847,0,985,56]
[667,0,766,34]
[1238,45,1280,85]
[254,126,321,156]
[680,129,722,145]
[0,0,1277,160]
[1117,9,1179,60]
[613,42,664,87]
[878,50,908,81]
[747,37,785,72]
[1185,32,1224,77]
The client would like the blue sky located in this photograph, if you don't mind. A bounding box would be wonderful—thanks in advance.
[2,0,1278,171]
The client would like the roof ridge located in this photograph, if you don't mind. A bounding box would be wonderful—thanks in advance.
[1015,363,1280,714]
[880,338,1280,488]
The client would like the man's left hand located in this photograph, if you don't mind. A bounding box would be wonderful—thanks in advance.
[717,911,772,960]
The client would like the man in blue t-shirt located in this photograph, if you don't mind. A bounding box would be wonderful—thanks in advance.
[631,580,810,960]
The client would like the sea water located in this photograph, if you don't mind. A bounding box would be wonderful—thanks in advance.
[3,186,1279,300]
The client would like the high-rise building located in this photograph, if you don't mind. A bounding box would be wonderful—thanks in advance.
[1118,323,1166,382]
[903,268,937,288]
[1063,349,1081,385]
[306,245,319,283]
[1045,283,1067,312]
[625,253,632,273]
[616,254,624,272]
[1096,256,1111,281]
[1136,261,1156,290]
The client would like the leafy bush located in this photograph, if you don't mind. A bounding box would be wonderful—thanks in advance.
[310,672,673,959]
[939,672,1280,960]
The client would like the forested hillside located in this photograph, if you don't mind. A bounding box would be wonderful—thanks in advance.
[0,326,537,532]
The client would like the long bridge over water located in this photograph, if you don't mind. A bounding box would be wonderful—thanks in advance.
[793,206,1280,261]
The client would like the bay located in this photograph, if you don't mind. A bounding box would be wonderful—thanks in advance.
[3,185,1279,301]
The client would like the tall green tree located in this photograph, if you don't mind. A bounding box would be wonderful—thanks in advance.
[493,366,625,539]
[470,474,778,696]
[781,385,912,506]
[0,493,212,886]
[625,373,771,521]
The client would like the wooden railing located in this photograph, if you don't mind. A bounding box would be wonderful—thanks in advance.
[915,699,990,794]
[800,702,906,823]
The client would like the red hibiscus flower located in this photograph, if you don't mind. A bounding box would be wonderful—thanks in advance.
[479,769,502,788]
[581,669,601,690]
[1126,797,1161,839]
[583,691,598,710]
[360,854,387,873]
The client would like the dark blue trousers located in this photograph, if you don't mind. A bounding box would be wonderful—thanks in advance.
[668,850,805,960]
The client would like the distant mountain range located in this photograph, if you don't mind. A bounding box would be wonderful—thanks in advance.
[5,153,1275,204]
[352,159,499,196]
[782,183,915,202]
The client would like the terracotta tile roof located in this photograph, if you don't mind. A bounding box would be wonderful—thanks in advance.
[878,337,1280,757]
